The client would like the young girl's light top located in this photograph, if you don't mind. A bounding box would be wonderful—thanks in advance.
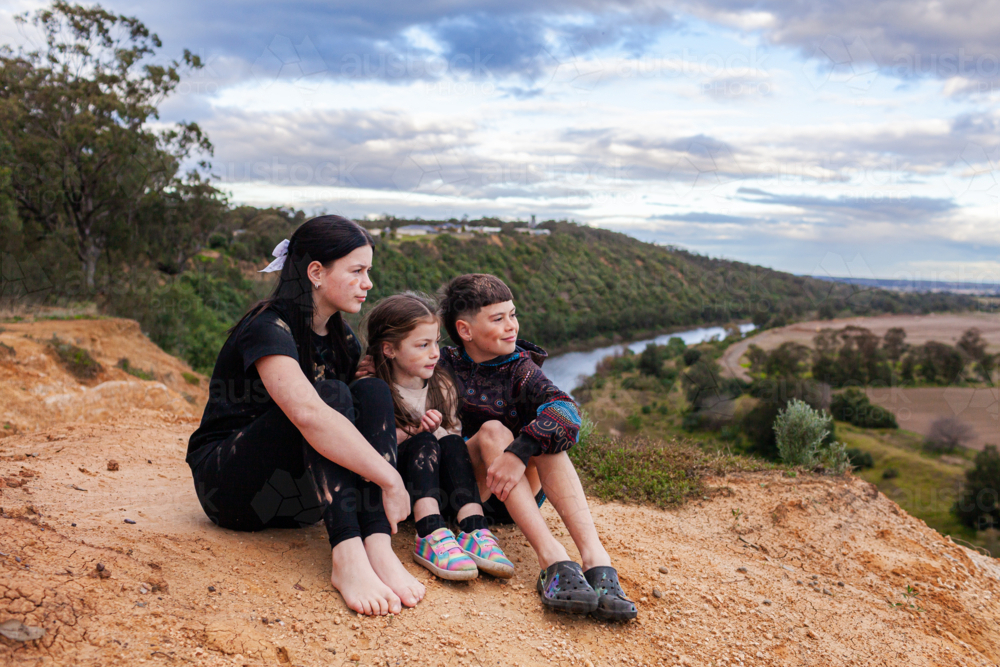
[394,380,461,439]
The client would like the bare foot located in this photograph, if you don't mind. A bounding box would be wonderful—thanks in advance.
[330,538,401,616]
[364,534,426,608]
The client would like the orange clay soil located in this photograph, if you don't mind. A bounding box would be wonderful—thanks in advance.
[0,317,208,438]
[2,413,1000,667]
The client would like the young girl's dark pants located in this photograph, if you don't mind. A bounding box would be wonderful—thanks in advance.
[396,431,479,521]
[189,378,396,548]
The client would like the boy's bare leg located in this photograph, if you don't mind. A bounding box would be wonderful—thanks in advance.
[466,421,569,569]
[532,451,612,570]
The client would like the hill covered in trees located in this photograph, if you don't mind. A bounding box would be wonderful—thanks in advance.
[0,2,983,372]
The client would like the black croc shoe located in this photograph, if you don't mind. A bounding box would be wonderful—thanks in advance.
[584,566,638,622]
[536,561,600,614]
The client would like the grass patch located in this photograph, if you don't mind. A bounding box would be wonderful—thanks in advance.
[47,335,102,380]
[0,341,14,357]
[838,422,973,539]
[116,357,155,381]
[569,433,775,508]
[182,371,201,386]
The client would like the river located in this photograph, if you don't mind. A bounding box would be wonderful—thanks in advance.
[542,323,757,393]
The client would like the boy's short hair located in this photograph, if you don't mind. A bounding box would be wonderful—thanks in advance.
[438,273,514,346]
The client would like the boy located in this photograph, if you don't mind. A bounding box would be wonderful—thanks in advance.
[437,273,637,621]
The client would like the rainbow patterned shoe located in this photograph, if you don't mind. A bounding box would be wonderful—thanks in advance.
[413,528,479,581]
[457,528,515,579]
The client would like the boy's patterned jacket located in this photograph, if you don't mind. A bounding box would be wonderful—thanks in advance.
[439,339,582,465]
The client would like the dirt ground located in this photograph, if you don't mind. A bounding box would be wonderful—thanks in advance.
[2,412,1000,667]
[0,317,208,437]
[719,313,1000,449]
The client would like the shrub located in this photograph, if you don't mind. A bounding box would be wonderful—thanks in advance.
[773,399,831,468]
[830,388,898,429]
[47,336,102,380]
[625,414,642,431]
[568,434,771,508]
[182,371,201,386]
[846,447,874,470]
[953,445,1000,530]
[683,348,702,366]
[882,467,899,480]
[116,358,155,381]
[924,416,974,453]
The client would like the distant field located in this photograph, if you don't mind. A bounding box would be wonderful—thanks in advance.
[719,312,1000,449]
[865,386,998,451]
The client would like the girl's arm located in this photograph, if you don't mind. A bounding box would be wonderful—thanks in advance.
[256,354,409,531]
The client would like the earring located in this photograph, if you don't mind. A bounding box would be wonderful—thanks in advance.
[314,283,320,289]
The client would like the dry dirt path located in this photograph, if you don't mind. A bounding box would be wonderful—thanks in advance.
[2,413,1000,666]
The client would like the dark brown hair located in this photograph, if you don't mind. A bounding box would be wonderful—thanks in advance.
[437,273,514,348]
[230,215,374,380]
[363,292,458,433]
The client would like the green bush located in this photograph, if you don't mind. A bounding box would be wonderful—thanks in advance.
[47,336,102,380]
[954,445,1000,530]
[846,447,874,470]
[182,371,201,386]
[773,399,830,467]
[883,467,900,480]
[830,388,898,428]
[568,434,771,508]
[116,357,155,381]
[683,348,702,366]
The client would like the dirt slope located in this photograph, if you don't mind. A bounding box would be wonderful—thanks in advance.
[0,317,208,437]
[2,412,1000,666]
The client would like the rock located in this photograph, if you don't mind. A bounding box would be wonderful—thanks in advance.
[0,619,46,642]
[823,589,832,596]
[737,567,747,573]
[837,581,845,587]
[585,660,595,667]
[796,580,803,585]
[349,652,361,661]
[208,586,215,592]
[762,599,772,605]
[658,566,669,574]
[653,589,663,598]
[96,563,105,572]
[107,460,120,471]
[806,630,819,640]
[640,596,648,603]
[124,518,136,524]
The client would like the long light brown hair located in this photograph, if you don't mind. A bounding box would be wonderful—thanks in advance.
[363,292,458,433]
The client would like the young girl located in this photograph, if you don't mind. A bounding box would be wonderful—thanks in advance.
[186,216,423,617]
[364,293,514,580]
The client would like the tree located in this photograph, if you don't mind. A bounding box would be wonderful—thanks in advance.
[0,1,211,290]
[924,416,974,453]
[954,445,1000,531]
[957,327,987,362]
[883,327,907,362]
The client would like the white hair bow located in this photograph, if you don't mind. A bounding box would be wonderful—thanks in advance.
[259,239,290,273]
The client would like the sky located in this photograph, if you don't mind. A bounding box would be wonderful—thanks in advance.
[3,0,1000,284]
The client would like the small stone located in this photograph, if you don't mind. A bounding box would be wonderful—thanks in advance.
[658,566,669,574]
[811,575,818,580]
[762,599,772,605]
[796,580,803,585]
[837,581,845,587]
[806,630,819,640]
[823,588,832,596]
[653,588,663,598]
[585,660,595,667]
[756,652,764,659]
[96,563,105,572]
[106,460,120,471]
[207,586,215,592]
[640,596,648,603]
[349,652,361,661]
[71,523,76,527]
[737,567,747,574]
[124,519,136,525]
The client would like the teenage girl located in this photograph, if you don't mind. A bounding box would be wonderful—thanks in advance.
[364,293,514,580]
[186,215,424,616]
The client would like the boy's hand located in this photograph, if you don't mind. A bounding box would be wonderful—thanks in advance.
[355,355,374,378]
[420,409,443,434]
[487,452,526,502]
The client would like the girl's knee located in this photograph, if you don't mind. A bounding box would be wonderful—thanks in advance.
[351,376,391,400]
[315,380,352,411]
